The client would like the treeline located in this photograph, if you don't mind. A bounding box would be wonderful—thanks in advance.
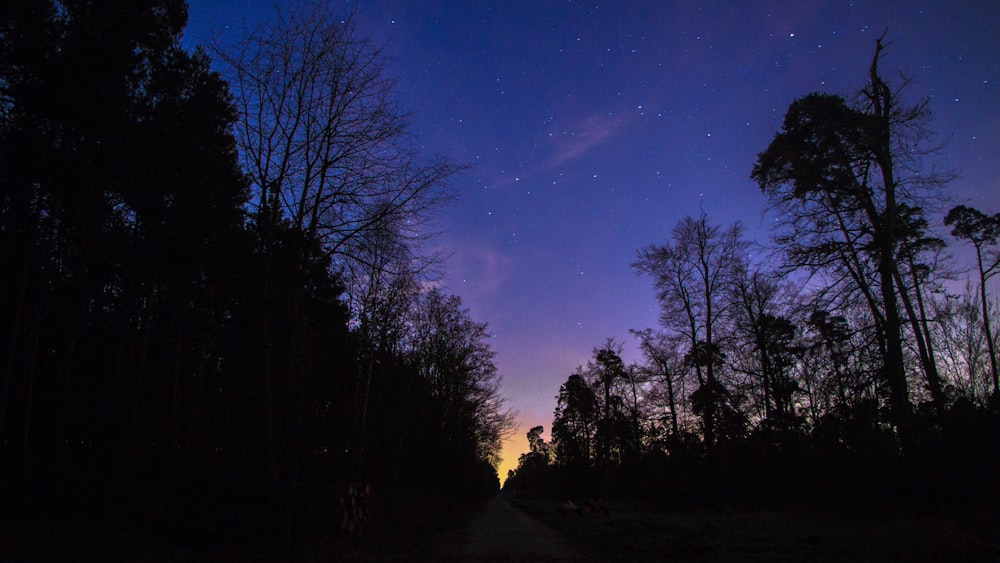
[506,38,1000,513]
[0,1,511,558]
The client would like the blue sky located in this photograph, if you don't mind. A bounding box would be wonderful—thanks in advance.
[185,0,1000,478]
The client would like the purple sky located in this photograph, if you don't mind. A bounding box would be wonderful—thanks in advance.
[184,1,1000,478]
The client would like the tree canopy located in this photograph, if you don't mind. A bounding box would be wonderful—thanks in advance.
[505,39,1000,520]
[0,1,511,558]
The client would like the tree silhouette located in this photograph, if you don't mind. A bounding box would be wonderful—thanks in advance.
[208,9,469,517]
[632,328,689,448]
[946,204,1000,396]
[0,0,249,482]
[729,265,803,435]
[932,287,998,400]
[751,37,952,442]
[634,213,748,447]
[409,289,516,468]
[552,374,598,468]
[0,2,509,557]
[505,40,1000,541]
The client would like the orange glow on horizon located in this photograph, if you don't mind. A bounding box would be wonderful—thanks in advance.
[497,418,552,487]
[498,431,528,487]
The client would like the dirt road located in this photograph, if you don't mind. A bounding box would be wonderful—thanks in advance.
[435,495,583,562]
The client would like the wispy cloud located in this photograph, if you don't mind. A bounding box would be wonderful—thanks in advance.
[489,110,627,189]
[543,112,623,170]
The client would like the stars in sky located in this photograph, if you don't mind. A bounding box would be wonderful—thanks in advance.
[185,0,1000,481]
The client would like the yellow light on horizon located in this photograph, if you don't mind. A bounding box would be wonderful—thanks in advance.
[497,431,528,487]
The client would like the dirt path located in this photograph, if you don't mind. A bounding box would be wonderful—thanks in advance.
[435,496,583,562]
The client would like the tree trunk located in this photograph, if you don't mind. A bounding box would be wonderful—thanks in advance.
[975,248,1000,396]
[0,241,34,441]
[868,39,913,447]
[21,311,42,475]
[664,367,680,443]
[893,267,945,415]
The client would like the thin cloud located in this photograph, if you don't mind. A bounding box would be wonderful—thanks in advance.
[543,112,623,170]
[489,110,627,189]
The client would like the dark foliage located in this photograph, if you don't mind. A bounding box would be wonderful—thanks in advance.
[506,40,1000,525]
[511,398,1000,516]
[0,2,502,559]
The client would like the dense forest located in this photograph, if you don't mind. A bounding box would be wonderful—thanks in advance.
[0,1,514,558]
[3,0,1000,559]
[505,38,1000,515]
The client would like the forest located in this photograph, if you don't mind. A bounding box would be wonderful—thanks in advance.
[3,0,1000,560]
[0,1,514,559]
[506,38,1000,519]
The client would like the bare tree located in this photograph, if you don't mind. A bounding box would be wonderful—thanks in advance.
[211,1,460,276]
[408,289,516,468]
[728,262,804,434]
[945,205,1000,396]
[634,213,748,447]
[752,37,953,439]
[210,2,463,548]
[343,221,422,479]
[933,287,997,401]
[632,328,690,447]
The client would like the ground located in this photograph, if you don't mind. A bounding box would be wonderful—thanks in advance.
[432,495,583,561]
[508,497,1000,562]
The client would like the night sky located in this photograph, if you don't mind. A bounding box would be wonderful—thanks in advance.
[184,1,1000,481]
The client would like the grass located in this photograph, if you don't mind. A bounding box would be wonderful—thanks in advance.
[509,497,1000,562]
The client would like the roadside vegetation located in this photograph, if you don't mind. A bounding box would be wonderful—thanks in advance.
[504,35,1000,562]
[510,497,1000,562]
